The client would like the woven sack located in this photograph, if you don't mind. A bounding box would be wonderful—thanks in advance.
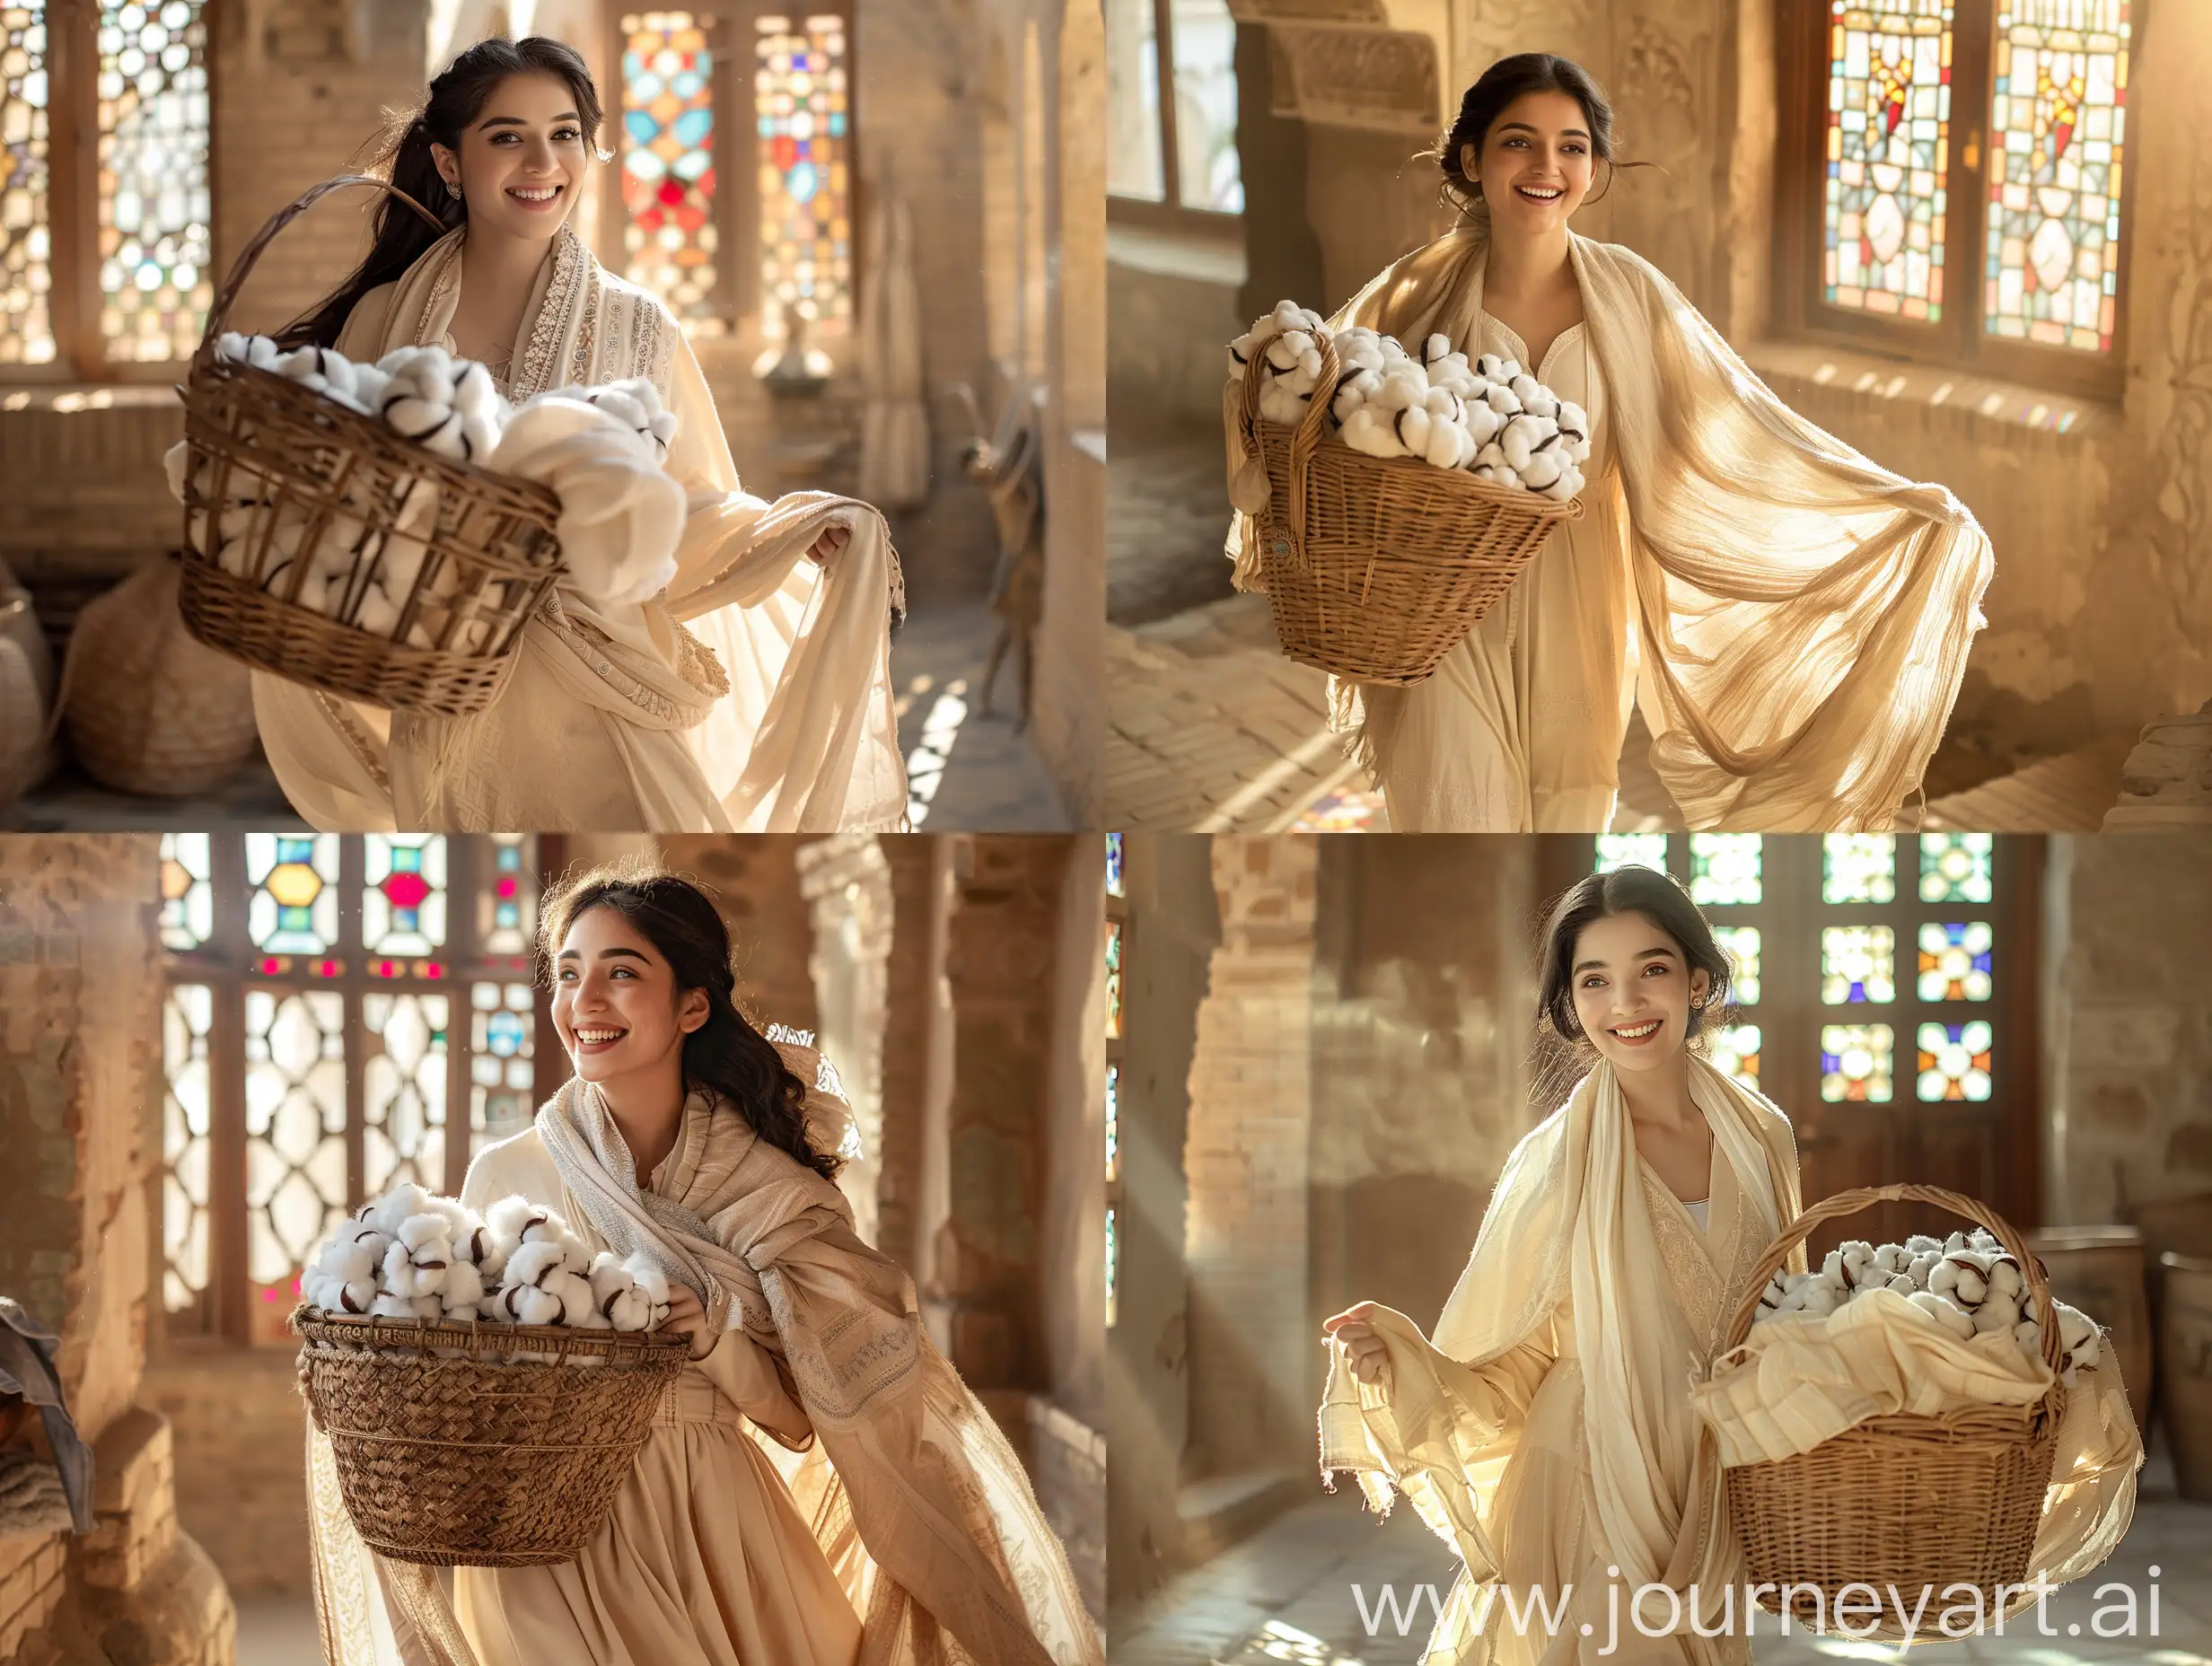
[0,557,55,794]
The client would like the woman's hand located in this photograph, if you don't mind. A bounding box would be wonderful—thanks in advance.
[1322,1301,1391,1386]
[807,523,850,566]
[655,1282,718,1362]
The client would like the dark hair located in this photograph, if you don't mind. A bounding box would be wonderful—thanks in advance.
[274,36,612,351]
[1434,53,1648,228]
[538,864,844,1181]
[1531,866,1739,1088]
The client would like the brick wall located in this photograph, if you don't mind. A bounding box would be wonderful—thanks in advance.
[0,1533,69,1662]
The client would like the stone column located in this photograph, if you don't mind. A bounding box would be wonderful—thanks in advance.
[795,835,895,1244]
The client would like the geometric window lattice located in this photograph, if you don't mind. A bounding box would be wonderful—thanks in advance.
[1823,833,1898,903]
[1690,834,1762,906]
[1823,0,1955,322]
[1710,1022,1762,1090]
[1,3,56,364]
[1918,1018,1993,1100]
[161,830,212,951]
[362,990,448,1200]
[1104,1204,1118,1328]
[1985,0,2129,353]
[1821,924,1897,1004]
[1596,833,1669,875]
[1105,918,1123,1039]
[1105,1060,1119,1183]
[1918,920,1994,1001]
[246,834,339,964]
[161,981,214,1317]
[1713,925,1762,1005]
[480,834,535,958]
[364,835,447,972]
[1821,1022,1896,1102]
[241,986,347,1288]
[755,12,850,339]
[95,0,212,361]
[470,981,536,1139]
[620,9,719,324]
[1920,832,1994,903]
[1107,831,1125,899]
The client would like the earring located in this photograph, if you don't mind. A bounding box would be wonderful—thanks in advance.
[448,180,462,201]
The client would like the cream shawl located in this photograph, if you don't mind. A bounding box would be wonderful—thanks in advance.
[255,220,908,833]
[1231,228,1996,832]
[1318,1058,1806,1663]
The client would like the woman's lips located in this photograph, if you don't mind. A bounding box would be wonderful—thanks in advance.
[1515,183,1565,205]
[571,1023,626,1056]
[1609,1017,1663,1048]
[505,183,566,210]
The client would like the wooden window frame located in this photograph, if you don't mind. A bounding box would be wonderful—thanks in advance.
[1104,835,1126,1328]
[1770,0,2137,404]
[155,833,553,1354]
[4,0,223,387]
[1106,0,1241,241]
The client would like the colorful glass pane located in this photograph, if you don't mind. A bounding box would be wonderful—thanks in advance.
[1823,0,1954,322]
[1918,1018,1993,1100]
[161,981,213,1320]
[1105,918,1124,1039]
[1711,926,1761,1005]
[1,4,56,364]
[242,986,347,1285]
[363,991,449,1198]
[1690,834,1762,906]
[1105,1205,1119,1328]
[1822,925,1896,1004]
[620,11,719,323]
[1920,833,1994,902]
[1821,1022,1895,1101]
[480,835,535,958]
[756,12,851,339]
[1106,832,1126,898]
[1595,833,1668,875]
[1918,920,1994,1000]
[471,981,536,1138]
[1823,833,1898,903]
[95,1,213,362]
[1709,1022,1761,1091]
[1105,1061,1119,1183]
[364,836,447,960]
[1986,0,2129,353]
[246,834,338,956]
[160,830,212,951]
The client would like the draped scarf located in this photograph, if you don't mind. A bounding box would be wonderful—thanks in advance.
[255,218,908,832]
[1228,227,1995,832]
[1317,1058,1806,1663]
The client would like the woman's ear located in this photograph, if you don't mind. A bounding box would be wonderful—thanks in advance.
[677,987,712,1035]
[1461,140,1480,188]
[1690,969,1713,1011]
[429,140,458,191]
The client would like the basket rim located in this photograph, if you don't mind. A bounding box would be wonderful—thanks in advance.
[292,1302,693,1361]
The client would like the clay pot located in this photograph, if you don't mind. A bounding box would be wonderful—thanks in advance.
[2026,1226,2153,1411]
[2126,1190,2212,1434]
[2158,1251,2212,1503]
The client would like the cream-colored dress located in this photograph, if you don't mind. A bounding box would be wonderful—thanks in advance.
[1374,309,1628,831]
[450,1127,865,1666]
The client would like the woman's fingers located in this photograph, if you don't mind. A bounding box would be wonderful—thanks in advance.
[1321,1300,1379,1335]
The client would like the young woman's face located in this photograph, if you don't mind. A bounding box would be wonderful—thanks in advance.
[433,72,589,241]
[551,906,709,1086]
[1462,89,1598,237]
[1567,910,1712,1080]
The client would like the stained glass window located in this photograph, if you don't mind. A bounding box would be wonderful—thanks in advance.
[756,12,851,340]
[161,982,212,1320]
[1821,1022,1895,1101]
[242,987,347,1286]
[161,831,211,951]
[95,0,210,361]
[1690,835,1762,906]
[1920,833,1994,902]
[620,11,719,324]
[1595,834,1669,875]
[1918,1019,1993,1100]
[2,4,55,364]
[1711,1023,1762,1089]
[1105,919,1123,1039]
[480,835,535,958]
[362,991,448,1199]
[1823,834,1898,904]
[1986,0,2129,353]
[247,835,338,962]
[1713,926,1762,1005]
[1105,1206,1119,1328]
[1821,925,1897,1004]
[1918,920,1994,1000]
[1105,1061,1119,1183]
[471,982,536,1138]
[1823,0,1954,322]
[364,836,447,970]
[1106,832,1126,899]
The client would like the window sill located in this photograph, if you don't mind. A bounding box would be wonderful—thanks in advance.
[1109,221,1247,289]
[1741,338,2121,444]
[0,383,183,413]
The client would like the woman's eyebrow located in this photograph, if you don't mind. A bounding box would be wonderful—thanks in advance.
[1496,120,1590,140]
[480,112,581,130]
[555,945,649,961]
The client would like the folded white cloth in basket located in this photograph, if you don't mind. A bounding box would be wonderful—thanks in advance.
[487,393,687,606]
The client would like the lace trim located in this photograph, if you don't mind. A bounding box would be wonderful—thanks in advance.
[1643,1168,1725,1349]
[312,690,391,796]
[541,592,726,723]
[571,276,600,387]
[514,222,584,401]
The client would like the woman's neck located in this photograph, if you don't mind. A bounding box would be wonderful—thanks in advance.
[459,222,558,308]
[594,1067,688,1188]
[1613,1057,1700,1134]
[1482,223,1574,304]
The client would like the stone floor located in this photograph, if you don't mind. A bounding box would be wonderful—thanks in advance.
[1110,1435,2212,1666]
[233,1591,320,1665]
[1108,418,1239,628]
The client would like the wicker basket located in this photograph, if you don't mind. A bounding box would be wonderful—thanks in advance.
[1718,1184,2067,1640]
[293,1305,690,1566]
[1235,329,1584,687]
[176,175,564,718]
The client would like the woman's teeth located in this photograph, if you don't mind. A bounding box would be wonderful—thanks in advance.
[1517,184,1564,203]
[1612,1020,1661,1040]
[573,1026,624,1046]
[507,184,563,206]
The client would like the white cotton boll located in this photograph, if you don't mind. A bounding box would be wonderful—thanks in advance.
[2015,1318,2044,1361]
[382,1238,434,1301]
[1268,299,1310,335]
[1906,1250,1941,1290]
[2055,1302,2094,1353]
[1474,441,1508,471]
[451,361,502,425]
[1463,402,1504,449]
[1517,449,1565,490]
[546,1268,600,1328]
[384,396,465,457]
[586,1251,634,1309]
[1885,1273,1918,1295]
[1426,416,1474,469]
[1330,367,1382,425]
[1872,1243,1911,1278]
[1472,352,1514,381]
[1988,1258,2026,1303]
[1968,1229,2001,1253]
[440,1259,486,1318]
[503,1283,563,1327]
[487,1195,550,1250]
[501,1239,568,1291]
[1839,1241,1879,1291]
[366,1183,432,1239]
[1756,1269,1791,1316]
[1908,1290,1977,1341]
[369,1291,421,1321]
[1339,407,1406,460]
[1501,413,1550,472]
[1944,1230,1970,1255]
[1973,1288,2023,1335]
[1540,467,1580,504]
[1482,382,1523,418]
[1904,1234,1944,1255]
[1797,1282,1842,1320]
[1391,402,1432,458]
[1950,1252,1994,1306]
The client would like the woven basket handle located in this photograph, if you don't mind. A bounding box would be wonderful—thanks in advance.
[1236,322,1342,565]
[196,173,449,365]
[1720,1182,2064,1378]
